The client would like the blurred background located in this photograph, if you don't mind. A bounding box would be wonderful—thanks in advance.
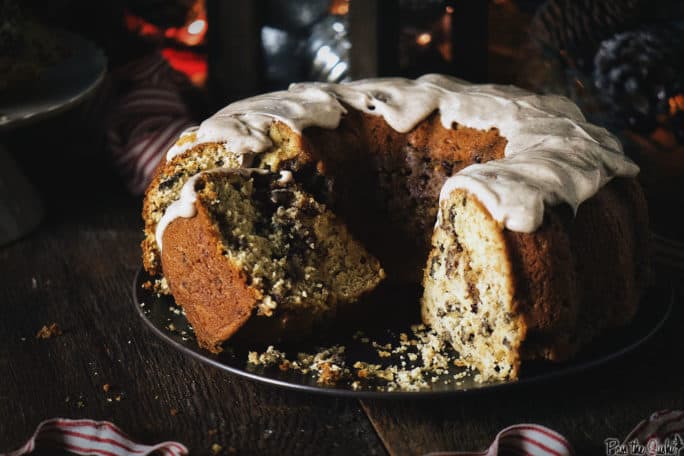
[1,0,683,256]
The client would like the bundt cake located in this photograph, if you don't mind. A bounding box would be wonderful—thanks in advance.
[157,168,384,350]
[141,74,648,381]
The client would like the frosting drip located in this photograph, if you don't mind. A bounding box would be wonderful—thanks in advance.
[166,86,347,161]
[155,173,202,251]
[156,168,268,251]
[157,74,638,249]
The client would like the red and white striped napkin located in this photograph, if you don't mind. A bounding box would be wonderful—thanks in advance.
[426,409,684,456]
[623,410,684,454]
[104,53,196,195]
[425,423,573,456]
[4,418,187,456]
[5,410,684,456]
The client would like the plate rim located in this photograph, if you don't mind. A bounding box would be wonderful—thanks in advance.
[0,29,108,131]
[132,267,673,399]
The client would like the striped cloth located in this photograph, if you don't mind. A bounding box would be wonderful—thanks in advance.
[5,411,684,456]
[425,424,574,456]
[624,410,684,455]
[105,53,196,195]
[3,418,187,456]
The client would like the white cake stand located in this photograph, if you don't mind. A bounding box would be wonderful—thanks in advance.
[0,31,107,245]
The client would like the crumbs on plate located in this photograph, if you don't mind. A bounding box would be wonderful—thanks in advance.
[247,324,474,392]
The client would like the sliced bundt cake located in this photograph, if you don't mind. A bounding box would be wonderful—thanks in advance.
[141,74,648,380]
[158,168,384,352]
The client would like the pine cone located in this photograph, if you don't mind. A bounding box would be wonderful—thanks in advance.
[593,24,684,132]
[530,0,644,68]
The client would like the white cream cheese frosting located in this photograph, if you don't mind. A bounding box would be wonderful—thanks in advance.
[156,74,638,250]
[155,168,268,251]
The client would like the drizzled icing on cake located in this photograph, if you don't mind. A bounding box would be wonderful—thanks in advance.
[156,74,638,249]
[155,168,268,250]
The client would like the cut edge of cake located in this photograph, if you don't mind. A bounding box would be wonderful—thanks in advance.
[159,168,385,352]
[422,189,527,381]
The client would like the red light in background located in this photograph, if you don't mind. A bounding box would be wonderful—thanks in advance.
[124,0,206,47]
[124,0,207,86]
[162,48,207,86]
[166,12,207,46]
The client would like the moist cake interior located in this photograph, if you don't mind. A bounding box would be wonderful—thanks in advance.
[192,169,384,322]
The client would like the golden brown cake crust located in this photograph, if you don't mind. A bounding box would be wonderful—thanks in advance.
[563,177,648,345]
[503,203,579,361]
[161,202,260,353]
[505,177,649,362]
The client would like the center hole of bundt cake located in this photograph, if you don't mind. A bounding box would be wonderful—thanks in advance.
[286,110,507,283]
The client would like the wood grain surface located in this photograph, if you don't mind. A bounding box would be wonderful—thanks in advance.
[361,307,684,455]
[1,119,682,456]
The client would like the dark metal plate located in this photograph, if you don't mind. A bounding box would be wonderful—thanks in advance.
[133,268,672,398]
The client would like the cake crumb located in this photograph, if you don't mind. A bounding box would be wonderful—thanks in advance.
[102,383,111,392]
[453,371,467,380]
[170,408,179,416]
[317,362,342,384]
[168,306,182,315]
[248,346,287,366]
[248,345,349,385]
[36,323,62,339]
[244,325,468,392]
[153,277,170,295]
[211,443,223,455]
[74,395,86,409]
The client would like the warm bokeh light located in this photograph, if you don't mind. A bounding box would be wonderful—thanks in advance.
[669,94,684,115]
[416,33,432,46]
[162,48,207,86]
[330,0,349,15]
[188,19,206,35]
[125,0,207,86]
[125,13,161,37]
[126,0,207,47]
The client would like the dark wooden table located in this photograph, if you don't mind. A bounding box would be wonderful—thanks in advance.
[1,119,682,456]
